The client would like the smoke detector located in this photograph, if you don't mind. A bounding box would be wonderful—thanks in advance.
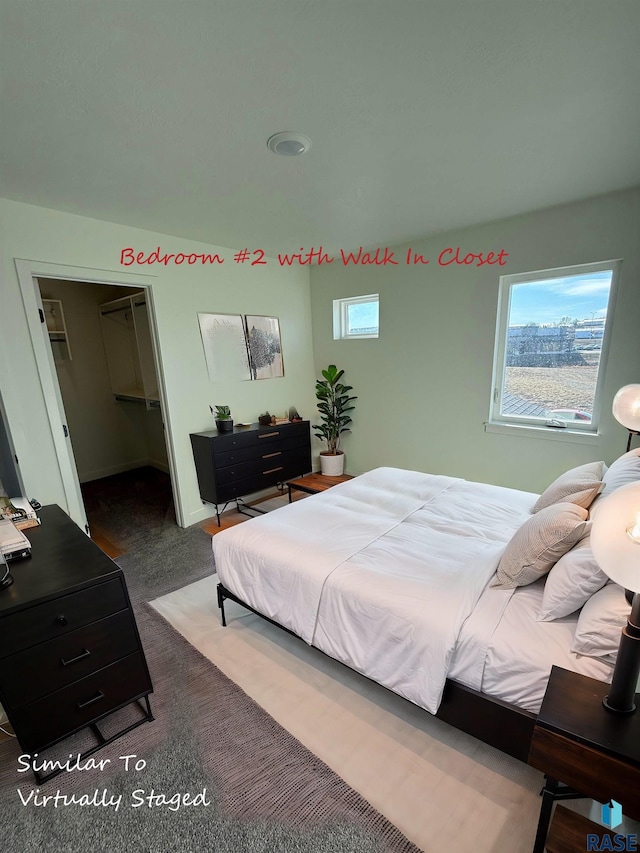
[267,131,312,156]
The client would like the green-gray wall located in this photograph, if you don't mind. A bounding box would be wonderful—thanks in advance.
[310,188,640,492]
[0,198,316,527]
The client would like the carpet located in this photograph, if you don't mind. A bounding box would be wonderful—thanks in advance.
[0,493,423,853]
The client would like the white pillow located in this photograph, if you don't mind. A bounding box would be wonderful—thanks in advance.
[532,461,605,512]
[538,534,608,621]
[492,502,589,589]
[571,583,630,659]
[599,448,640,498]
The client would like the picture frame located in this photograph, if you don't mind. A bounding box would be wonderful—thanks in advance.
[244,315,284,380]
[198,313,251,382]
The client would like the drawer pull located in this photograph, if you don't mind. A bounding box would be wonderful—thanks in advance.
[76,690,105,710]
[60,648,91,667]
[262,451,282,459]
[263,466,284,475]
[57,615,68,626]
[258,432,279,439]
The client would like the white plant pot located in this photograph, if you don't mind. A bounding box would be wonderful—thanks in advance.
[320,451,345,476]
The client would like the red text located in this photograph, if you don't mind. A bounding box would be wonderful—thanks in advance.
[120,247,225,266]
[437,247,509,267]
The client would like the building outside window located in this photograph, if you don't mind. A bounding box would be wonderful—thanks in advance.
[490,260,621,432]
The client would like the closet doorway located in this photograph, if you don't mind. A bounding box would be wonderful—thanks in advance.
[35,276,178,556]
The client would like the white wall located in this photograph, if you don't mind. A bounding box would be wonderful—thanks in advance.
[38,279,165,482]
[0,198,316,526]
[310,188,640,492]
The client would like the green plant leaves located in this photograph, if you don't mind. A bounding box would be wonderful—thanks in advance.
[314,364,357,453]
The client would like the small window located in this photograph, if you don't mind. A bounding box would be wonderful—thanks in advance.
[333,294,379,340]
[490,261,620,432]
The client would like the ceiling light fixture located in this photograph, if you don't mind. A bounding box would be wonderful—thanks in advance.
[267,131,312,156]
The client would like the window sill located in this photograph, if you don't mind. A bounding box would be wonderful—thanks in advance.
[484,421,601,445]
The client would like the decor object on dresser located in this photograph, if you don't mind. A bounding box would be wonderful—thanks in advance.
[0,506,154,782]
[590,481,640,713]
[211,404,234,432]
[612,383,640,452]
[191,420,311,525]
[314,364,357,476]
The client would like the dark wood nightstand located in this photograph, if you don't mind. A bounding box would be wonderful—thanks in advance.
[528,666,640,852]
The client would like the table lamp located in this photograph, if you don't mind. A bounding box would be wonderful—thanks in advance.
[591,482,640,713]
[612,384,640,452]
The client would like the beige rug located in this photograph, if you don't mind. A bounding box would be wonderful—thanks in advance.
[151,571,550,852]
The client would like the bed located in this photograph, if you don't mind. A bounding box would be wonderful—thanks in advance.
[212,452,640,762]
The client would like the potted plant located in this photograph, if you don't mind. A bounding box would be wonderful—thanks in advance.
[211,404,234,432]
[313,364,356,476]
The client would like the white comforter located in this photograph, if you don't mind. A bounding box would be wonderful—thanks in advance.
[213,467,536,713]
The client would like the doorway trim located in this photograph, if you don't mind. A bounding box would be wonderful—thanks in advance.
[14,258,185,528]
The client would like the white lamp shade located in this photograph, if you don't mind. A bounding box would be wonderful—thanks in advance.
[612,384,640,432]
[591,482,640,592]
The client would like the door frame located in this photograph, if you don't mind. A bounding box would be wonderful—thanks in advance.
[14,258,184,528]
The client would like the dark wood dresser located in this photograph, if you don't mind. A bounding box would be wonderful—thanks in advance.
[191,420,312,524]
[0,505,153,781]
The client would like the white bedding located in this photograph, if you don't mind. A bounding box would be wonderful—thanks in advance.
[213,467,538,713]
[449,578,614,712]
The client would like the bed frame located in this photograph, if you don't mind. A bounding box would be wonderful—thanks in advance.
[217,581,537,763]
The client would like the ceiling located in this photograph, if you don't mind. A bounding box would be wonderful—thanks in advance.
[1,1,639,256]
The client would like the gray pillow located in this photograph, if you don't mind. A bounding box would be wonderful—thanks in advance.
[492,502,589,589]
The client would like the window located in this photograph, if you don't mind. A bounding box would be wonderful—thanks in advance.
[333,294,379,340]
[490,260,620,433]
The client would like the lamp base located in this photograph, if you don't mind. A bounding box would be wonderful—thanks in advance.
[603,695,636,714]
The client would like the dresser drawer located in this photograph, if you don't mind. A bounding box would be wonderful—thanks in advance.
[212,421,309,452]
[0,609,139,708]
[17,652,152,752]
[215,445,310,485]
[0,577,127,658]
[215,432,310,469]
[216,453,312,502]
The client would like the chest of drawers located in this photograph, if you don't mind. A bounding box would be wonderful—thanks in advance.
[0,506,153,781]
[191,420,312,524]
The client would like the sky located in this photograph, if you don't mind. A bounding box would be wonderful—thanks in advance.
[348,300,379,333]
[509,270,613,326]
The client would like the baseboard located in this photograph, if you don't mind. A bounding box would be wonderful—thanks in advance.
[79,458,168,483]
[147,458,169,474]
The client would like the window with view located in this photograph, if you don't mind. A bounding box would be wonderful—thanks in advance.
[490,260,620,432]
[333,294,379,340]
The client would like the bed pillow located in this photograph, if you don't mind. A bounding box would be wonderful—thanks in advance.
[537,534,608,621]
[532,461,605,512]
[492,502,589,590]
[598,448,640,498]
[571,583,630,659]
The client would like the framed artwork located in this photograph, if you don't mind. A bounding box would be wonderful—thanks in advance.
[244,315,284,380]
[198,313,251,382]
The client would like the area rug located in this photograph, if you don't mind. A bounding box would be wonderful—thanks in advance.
[150,577,551,853]
[0,518,423,853]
